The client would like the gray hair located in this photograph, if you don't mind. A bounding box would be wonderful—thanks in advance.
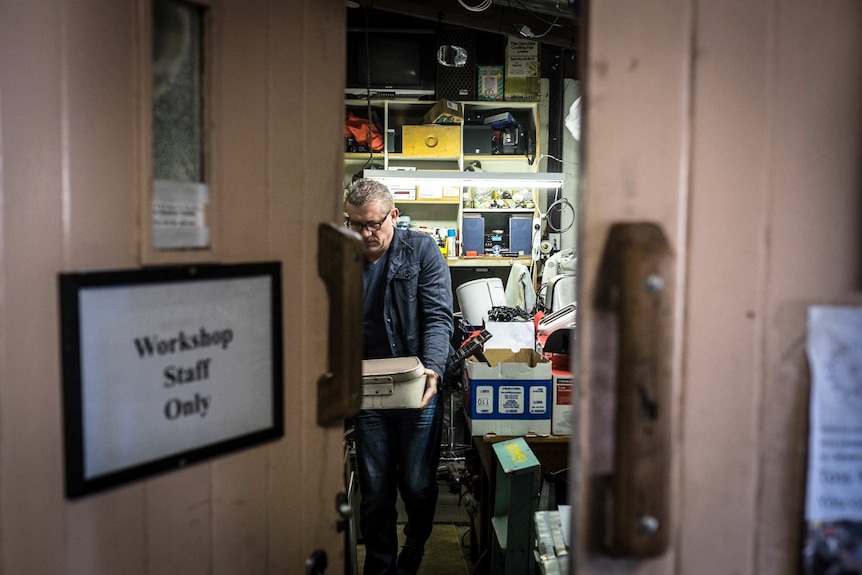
[344,178,394,213]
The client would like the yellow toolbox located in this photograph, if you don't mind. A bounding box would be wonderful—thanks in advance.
[401,125,461,157]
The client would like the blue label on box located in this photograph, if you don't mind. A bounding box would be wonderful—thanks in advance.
[468,379,551,420]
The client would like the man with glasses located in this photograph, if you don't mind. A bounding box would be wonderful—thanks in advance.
[345,178,454,575]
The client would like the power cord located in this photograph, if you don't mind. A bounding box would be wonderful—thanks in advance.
[457,0,493,12]
[516,11,563,39]
[544,196,575,233]
[487,306,532,322]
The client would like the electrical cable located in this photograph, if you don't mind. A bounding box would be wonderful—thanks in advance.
[539,153,575,166]
[544,196,575,233]
[487,306,532,322]
[457,0,494,12]
[470,549,490,575]
[361,6,375,171]
[508,0,570,27]
[516,11,562,39]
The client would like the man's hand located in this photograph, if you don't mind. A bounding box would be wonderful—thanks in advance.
[420,369,438,409]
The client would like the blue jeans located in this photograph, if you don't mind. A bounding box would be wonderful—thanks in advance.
[354,396,443,575]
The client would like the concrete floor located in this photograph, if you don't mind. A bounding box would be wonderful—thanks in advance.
[352,466,478,574]
[354,518,475,575]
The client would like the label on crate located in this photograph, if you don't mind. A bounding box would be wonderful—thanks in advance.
[530,385,548,414]
[475,386,494,414]
[499,385,525,415]
[555,380,573,406]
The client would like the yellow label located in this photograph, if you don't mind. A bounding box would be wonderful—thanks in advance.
[505,443,529,463]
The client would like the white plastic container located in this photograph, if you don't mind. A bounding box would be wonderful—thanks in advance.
[446,228,457,260]
[361,356,427,409]
[456,277,507,327]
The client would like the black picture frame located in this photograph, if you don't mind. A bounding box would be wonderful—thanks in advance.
[59,262,284,499]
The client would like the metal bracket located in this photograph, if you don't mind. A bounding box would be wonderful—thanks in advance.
[595,222,674,558]
[316,223,364,426]
[362,381,394,396]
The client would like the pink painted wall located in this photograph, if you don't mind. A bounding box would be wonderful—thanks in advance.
[580,1,862,574]
[0,0,347,573]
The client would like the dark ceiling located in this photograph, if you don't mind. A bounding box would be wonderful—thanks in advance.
[349,0,580,50]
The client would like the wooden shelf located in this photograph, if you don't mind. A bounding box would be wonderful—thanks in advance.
[396,198,460,205]
[344,99,546,267]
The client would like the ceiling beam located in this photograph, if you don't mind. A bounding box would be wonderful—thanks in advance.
[354,0,579,49]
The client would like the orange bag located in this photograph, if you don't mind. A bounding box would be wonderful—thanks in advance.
[345,112,384,152]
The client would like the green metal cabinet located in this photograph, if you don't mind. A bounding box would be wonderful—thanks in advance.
[490,438,541,574]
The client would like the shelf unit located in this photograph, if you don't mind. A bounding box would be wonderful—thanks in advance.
[344,99,557,262]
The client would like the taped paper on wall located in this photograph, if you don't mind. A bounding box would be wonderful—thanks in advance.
[152,180,210,249]
[803,305,862,574]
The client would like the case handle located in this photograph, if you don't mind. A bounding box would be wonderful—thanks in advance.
[316,223,364,426]
[595,222,674,557]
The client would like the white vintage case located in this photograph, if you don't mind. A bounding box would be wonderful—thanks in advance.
[361,356,427,409]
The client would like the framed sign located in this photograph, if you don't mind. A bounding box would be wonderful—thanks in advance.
[59,262,283,498]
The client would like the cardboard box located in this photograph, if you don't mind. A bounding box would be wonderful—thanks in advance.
[464,348,552,436]
[551,371,574,436]
[401,125,461,157]
[478,65,504,101]
[422,99,464,125]
[505,37,540,101]
[484,320,536,352]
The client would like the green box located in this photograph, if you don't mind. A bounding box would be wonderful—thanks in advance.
[478,65,504,101]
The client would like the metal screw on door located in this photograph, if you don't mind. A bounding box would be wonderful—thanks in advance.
[644,274,664,293]
[305,549,327,574]
[638,514,660,535]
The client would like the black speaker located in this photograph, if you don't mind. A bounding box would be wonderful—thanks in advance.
[436,27,476,101]
[462,215,485,254]
[509,216,534,255]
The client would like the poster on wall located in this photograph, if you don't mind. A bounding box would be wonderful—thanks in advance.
[58,262,283,498]
[803,305,862,574]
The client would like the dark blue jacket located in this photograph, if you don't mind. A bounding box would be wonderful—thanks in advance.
[381,228,454,381]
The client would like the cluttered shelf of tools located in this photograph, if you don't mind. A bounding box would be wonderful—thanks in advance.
[344,98,540,172]
[447,256,533,266]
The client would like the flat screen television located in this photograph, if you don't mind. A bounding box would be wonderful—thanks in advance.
[346,28,437,98]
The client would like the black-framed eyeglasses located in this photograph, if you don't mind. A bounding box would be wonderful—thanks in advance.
[345,210,393,233]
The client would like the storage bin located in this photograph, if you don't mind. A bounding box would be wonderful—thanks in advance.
[361,356,426,409]
[456,277,507,327]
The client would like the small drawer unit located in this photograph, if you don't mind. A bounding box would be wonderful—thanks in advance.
[401,125,461,157]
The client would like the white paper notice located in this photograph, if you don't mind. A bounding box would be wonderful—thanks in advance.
[806,305,862,522]
[78,276,274,479]
[152,180,210,249]
[803,305,862,573]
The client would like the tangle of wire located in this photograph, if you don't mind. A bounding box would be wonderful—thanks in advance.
[516,11,563,39]
[544,196,575,233]
[458,0,493,12]
[509,0,570,27]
